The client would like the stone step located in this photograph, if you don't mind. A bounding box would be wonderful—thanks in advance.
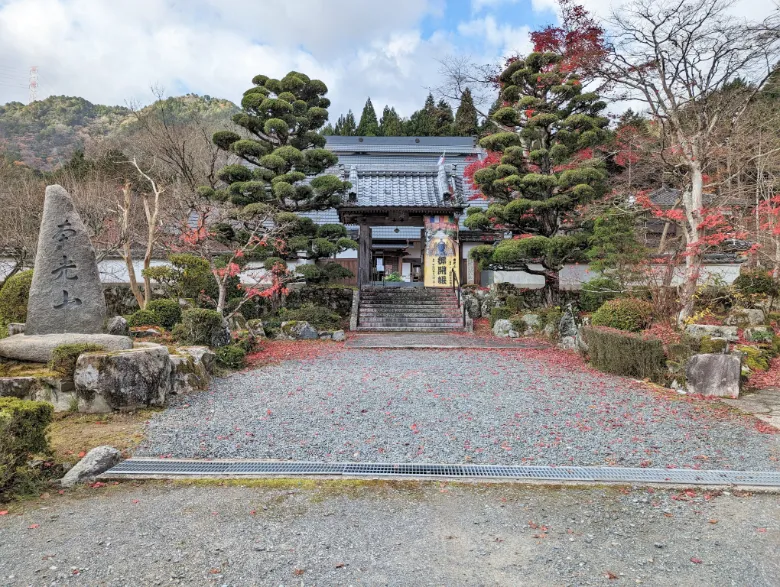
[358,320,465,327]
[355,326,469,332]
[360,301,461,308]
[359,306,461,313]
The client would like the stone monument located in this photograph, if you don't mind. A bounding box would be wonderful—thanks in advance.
[0,185,132,362]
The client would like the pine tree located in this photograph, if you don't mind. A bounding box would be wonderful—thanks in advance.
[379,105,403,136]
[356,98,380,136]
[406,93,438,136]
[340,110,357,136]
[454,88,479,136]
[434,99,455,136]
[321,123,335,135]
[465,52,610,300]
[332,114,346,135]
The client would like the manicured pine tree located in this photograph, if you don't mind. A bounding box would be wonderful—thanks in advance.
[454,88,479,136]
[379,105,404,136]
[356,98,380,136]
[465,52,610,301]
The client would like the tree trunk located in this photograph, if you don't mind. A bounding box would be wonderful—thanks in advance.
[677,165,704,324]
[215,275,227,316]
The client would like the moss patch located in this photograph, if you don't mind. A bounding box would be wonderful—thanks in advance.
[0,361,58,378]
[47,410,155,464]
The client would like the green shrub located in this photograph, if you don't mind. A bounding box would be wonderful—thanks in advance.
[490,306,512,327]
[49,343,104,377]
[509,315,525,334]
[176,308,227,346]
[591,298,653,332]
[699,335,727,354]
[733,269,779,298]
[277,303,341,329]
[146,299,182,329]
[0,397,53,498]
[0,270,33,325]
[538,307,562,332]
[735,345,770,371]
[215,344,247,369]
[580,276,621,312]
[770,335,780,357]
[127,309,160,327]
[505,294,522,313]
[582,326,667,383]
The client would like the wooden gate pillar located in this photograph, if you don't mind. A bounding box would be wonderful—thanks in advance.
[358,223,371,287]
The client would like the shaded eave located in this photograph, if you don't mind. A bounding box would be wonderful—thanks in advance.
[338,205,464,226]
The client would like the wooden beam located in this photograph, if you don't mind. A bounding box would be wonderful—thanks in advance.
[358,224,371,287]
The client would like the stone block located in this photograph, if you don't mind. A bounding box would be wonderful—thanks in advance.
[60,446,121,487]
[332,330,345,342]
[7,323,25,336]
[519,313,540,335]
[279,321,318,340]
[106,316,129,336]
[177,346,216,374]
[246,319,266,339]
[685,353,741,398]
[0,333,133,363]
[684,324,739,342]
[493,319,518,338]
[74,345,171,412]
[725,308,765,327]
[0,375,79,412]
[169,352,209,395]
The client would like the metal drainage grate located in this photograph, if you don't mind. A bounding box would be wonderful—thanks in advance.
[101,459,780,487]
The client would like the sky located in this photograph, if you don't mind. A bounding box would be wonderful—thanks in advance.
[0,0,776,119]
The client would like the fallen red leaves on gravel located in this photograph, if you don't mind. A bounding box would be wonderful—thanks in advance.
[246,340,345,367]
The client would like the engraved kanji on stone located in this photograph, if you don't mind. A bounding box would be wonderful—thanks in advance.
[53,289,82,309]
[51,255,78,282]
[53,219,77,250]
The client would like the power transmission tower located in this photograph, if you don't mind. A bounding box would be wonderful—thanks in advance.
[29,66,38,103]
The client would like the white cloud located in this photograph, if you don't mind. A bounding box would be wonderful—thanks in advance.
[458,15,532,58]
[470,0,523,14]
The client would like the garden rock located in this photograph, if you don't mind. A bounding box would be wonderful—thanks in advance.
[519,314,540,335]
[177,346,216,374]
[493,319,518,338]
[0,333,132,363]
[228,313,247,332]
[73,345,172,412]
[684,324,739,342]
[332,330,345,342]
[60,446,121,488]
[744,326,774,342]
[7,323,25,336]
[318,330,334,339]
[685,354,741,398]
[26,185,107,335]
[133,328,161,337]
[169,352,209,395]
[280,321,318,340]
[211,321,232,348]
[246,319,266,339]
[106,316,129,336]
[559,304,579,338]
[463,293,482,319]
[725,308,765,327]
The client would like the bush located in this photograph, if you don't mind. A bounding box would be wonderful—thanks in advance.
[733,269,779,298]
[49,343,104,377]
[215,344,247,369]
[699,336,727,354]
[582,326,667,383]
[278,303,341,330]
[0,270,33,326]
[505,294,522,313]
[176,308,227,347]
[146,299,182,329]
[735,345,770,371]
[490,306,512,327]
[538,306,562,332]
[580,277,621,312]
[0,397,53,498]
[591,298,653,332]
[127,309,160,327]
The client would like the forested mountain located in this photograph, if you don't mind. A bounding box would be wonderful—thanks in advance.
[0,94,238,170]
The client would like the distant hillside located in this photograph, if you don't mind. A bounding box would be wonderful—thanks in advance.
[0,94,239,170]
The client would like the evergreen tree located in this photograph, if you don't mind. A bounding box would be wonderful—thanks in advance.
[405,93,438,136]
[206,71,350,212]
[379,106,404,136]
[454,88,479,136]
[465,52,610,300]
[434,99,455,135]
[332,114,345,135]
[321,123,335,135]
[356,98,380,136]
[340,110,357,136]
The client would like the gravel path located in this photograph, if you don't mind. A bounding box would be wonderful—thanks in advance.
[138,348,780,470]
[1,482,778,586]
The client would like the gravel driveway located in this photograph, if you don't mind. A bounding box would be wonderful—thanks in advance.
[1,482,778,586]
[138,348,780,470]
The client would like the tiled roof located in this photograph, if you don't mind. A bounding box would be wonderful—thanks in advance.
[649,187,681,207]
[371,227,423,239]
[326,136,479,155]
[343,164,460,208]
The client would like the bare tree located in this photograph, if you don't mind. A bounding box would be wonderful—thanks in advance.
[601,0,780,323]
[0,161,44,278]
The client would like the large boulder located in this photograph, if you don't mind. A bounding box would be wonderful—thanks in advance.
[106,316,129,336]
[73,345,172,412]
[177,346,216,374]
[169,351,210,395]
[493,319,518,338]
[246,319,267,339]
[60,446,121,488]
[0,333,132,363]
[725,308,765,327]
[279,321,318,340]
[684,324,739,342]
[685,354,741,398]
[559,304,578,338]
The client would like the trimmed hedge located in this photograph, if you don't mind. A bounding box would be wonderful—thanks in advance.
[127,309,160,327]
[582,326,667,383]
[591,298,653,332]
[49,343,104,377]
[490,307,512,327]
[278,303,341,330]
[175,308,228,347]
[0,270,33,326]
[0,397,53,498]
[146,299,182,329]
[215,344,247,369]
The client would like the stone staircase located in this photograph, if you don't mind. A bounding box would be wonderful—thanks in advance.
[356,287,466,331]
